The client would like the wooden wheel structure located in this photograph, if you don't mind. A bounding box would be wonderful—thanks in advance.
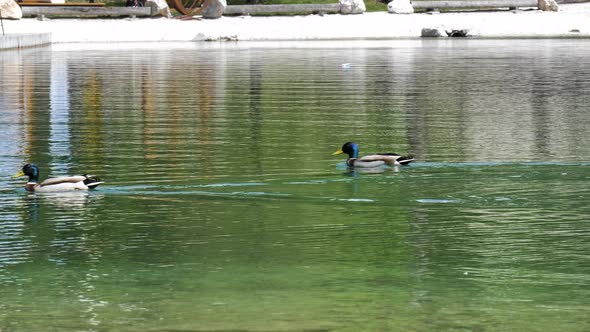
[167,0,207,15]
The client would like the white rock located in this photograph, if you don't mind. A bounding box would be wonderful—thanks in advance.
[538,0,558,11]
[421,27,446,37]
[145,0,172,18]
[387,0,414,14]
[340,0,366,14]
[0,0,22,19]
[201,0,226,19]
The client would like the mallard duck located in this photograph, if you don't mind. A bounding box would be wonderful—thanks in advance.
[333,142,414,167]
[14,163,103,193]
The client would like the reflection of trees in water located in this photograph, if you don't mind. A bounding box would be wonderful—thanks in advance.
[80,70,105,166]
[248,58,264,174]
[8,48,53,165]
[399,45,590,162]
[9,44,590,176]
[531,67,553,157]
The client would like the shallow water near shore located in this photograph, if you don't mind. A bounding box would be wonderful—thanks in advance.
[1,39,590,331]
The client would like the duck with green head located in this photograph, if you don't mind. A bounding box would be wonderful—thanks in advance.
[14,164,103,193]
[333,142,414,168]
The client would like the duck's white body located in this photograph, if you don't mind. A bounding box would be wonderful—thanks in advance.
[350,154,414,167]
[27,176,101,193]
[16,164,103,193]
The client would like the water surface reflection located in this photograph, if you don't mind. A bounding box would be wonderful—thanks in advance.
[1,40,589,331]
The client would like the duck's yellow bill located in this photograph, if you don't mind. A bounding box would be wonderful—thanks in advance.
[12,170,25,178]
[332,149,344,156]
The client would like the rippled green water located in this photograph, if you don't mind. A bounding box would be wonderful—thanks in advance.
[1,40,590,331]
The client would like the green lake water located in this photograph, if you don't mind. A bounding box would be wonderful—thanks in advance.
[0,40,589,331]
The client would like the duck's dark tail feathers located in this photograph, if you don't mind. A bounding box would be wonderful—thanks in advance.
[397,156,414,165]
[83,175,104,189]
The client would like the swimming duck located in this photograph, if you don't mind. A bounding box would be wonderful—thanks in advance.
[14,163,103,193]
[333,142,414,167]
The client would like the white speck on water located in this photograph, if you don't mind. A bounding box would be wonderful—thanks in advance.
[416,198,459,204]
[339,198,374,202]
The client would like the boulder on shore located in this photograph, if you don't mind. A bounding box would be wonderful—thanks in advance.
[340,0,366,14]
[145,0,172,18]
[538,0,558,11]
[0,0,22,19]
[201,0,226,18]
[387,0,414,14]
[421,27,446,37]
